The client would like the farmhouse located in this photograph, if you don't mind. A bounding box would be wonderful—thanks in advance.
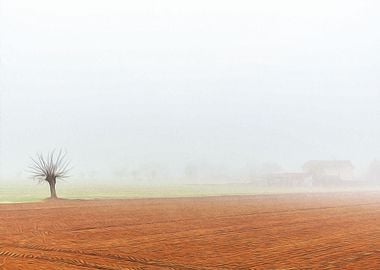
[302,160,354,185]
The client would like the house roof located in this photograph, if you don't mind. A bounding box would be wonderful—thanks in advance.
[303,160,354,170]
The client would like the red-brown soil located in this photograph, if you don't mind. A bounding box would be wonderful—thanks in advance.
[1,192,380,269]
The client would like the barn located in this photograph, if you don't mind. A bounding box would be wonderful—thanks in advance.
[302,160,354,186]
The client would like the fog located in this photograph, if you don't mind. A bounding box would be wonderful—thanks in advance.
[0,0,379,185]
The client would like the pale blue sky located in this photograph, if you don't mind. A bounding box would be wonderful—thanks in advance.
[0,0,379,183]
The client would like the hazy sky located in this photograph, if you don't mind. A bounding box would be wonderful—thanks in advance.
[0,0,379,183]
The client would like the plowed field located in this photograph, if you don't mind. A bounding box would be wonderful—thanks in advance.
[1,192,380,269]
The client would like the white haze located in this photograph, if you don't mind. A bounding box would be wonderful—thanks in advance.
[0,0,379,184]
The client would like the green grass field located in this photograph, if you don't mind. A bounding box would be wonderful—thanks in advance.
[1,182,379,203]
[0,183,275,203]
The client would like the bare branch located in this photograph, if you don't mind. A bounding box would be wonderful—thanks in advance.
[29,150,71,183]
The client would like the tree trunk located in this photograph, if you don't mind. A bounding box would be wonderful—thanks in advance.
[49,181,58,199]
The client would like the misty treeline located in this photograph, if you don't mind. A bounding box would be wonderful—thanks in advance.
[27,152,380,198]
[103,160,380,184]
[367,160,380,182]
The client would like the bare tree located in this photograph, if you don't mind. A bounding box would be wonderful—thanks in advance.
[29,150,71,199]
